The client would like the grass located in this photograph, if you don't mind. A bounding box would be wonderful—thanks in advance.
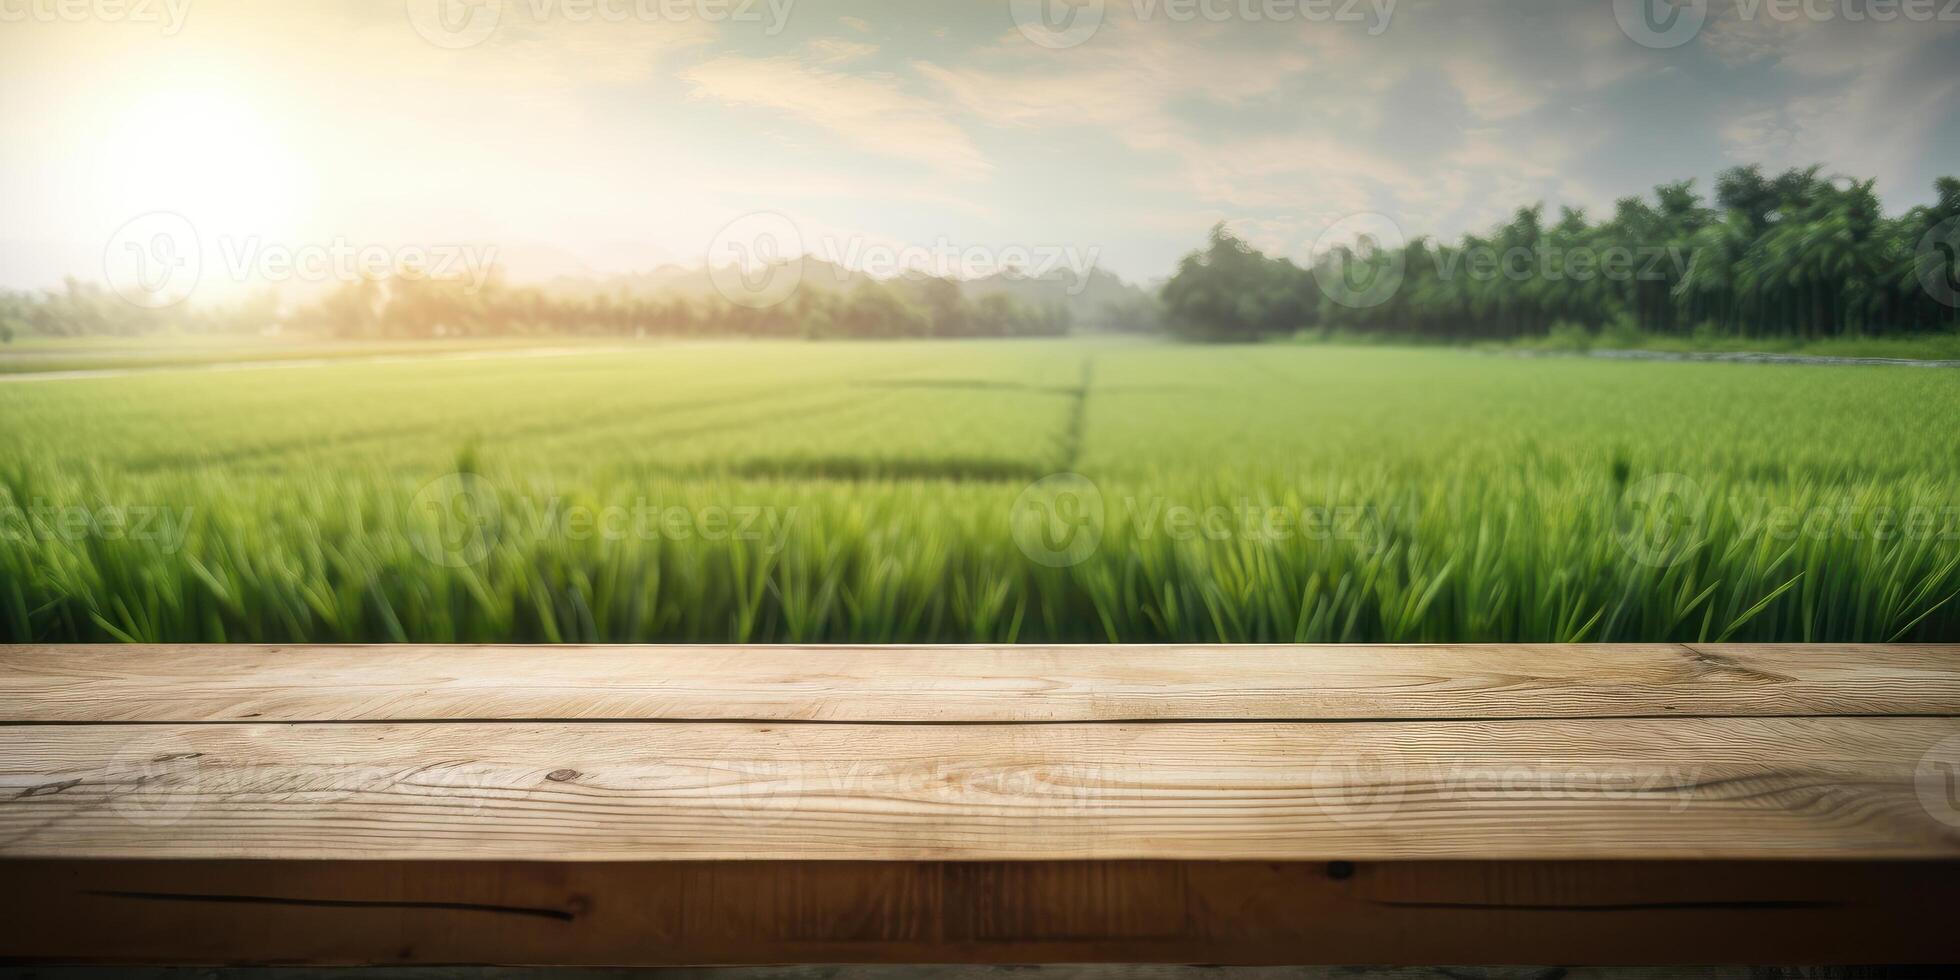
[2,340,1956,644]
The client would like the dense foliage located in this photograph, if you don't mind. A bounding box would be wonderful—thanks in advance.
[4,342,1955,644]
[0,279,277,340]
[1164,167,1960,343]
[288,274,1073,340]
[0,272,1073,342]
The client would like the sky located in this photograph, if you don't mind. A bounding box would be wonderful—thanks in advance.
[2,0,1957,296]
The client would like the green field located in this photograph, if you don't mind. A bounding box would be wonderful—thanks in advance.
[3,340,1956,644]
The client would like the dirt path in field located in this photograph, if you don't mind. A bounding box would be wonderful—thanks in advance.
[1511,348,1960,369]
[0,345,638,384]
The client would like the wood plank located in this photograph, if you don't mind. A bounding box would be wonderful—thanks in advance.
[3,859,1956,966]
[3,644,1957,723]
[3,718,1956,861]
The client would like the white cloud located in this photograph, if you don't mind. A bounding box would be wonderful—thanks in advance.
[678,55,990,178]
[1713,17,1958,191]
[804,37,880,66]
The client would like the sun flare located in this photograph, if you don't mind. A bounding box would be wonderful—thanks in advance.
[98,85,312,242]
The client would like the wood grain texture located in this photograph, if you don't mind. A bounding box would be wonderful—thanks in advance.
[4,644,1958,723]
[4,717,1956,861]
[6,644,1960,966]
[3,859,1956,966]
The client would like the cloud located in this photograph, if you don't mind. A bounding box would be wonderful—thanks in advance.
[678,55,990,178]
[803,38,880,66]
[914,5,1612,250]
[1712,16,1960,192]
[5,0,1956,289]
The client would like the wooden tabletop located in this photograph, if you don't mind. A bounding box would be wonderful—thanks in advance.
[3,644,1959,862]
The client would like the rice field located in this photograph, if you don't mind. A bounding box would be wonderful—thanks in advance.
[2,340,1957,644]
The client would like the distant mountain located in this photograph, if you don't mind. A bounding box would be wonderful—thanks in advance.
[958,266,1157,331]
[540,256,871,302]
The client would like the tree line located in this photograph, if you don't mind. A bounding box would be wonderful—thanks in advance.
[8,164,1955,346]
[0,279,277,343]
[1162,166,1960,343]
[285,273,1072,340]
[0,272,1073,343]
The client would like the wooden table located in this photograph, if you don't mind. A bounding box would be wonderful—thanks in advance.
[2,643,1958,966]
